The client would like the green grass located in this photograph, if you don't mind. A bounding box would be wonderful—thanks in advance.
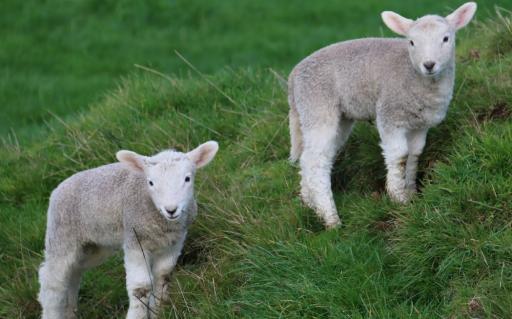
[1,1,512,318]
[1,0,509,139]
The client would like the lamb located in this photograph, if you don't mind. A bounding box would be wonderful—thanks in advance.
[38,141,219,319]
[288,3,477,228]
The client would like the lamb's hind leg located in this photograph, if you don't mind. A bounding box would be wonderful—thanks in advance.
[39,249,82,319]
[300,119,353,228]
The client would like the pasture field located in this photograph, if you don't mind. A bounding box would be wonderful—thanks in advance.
[0,1,511,318]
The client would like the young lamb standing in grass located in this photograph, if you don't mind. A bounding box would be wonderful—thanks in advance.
[38,141,219,319]
[288,3,477,228]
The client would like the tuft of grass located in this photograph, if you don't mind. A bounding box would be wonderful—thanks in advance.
[482,7,512,57]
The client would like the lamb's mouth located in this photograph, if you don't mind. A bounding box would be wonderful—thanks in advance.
[165,213,181,221]
[422,67,442,77]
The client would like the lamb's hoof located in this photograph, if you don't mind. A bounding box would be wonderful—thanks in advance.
[325,218,342,230]
[388,190,414,204]
[288,157,300,167]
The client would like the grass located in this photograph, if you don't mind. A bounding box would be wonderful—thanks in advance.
[1,1,512,318]
[1,0,509,140]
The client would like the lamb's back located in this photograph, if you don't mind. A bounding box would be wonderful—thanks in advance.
[46,163,145,250]
[294,38,409,85]
[291,38,412,120]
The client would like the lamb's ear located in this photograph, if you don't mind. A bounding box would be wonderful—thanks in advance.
[187,141,219,169]
[116,150,147,172]
[446,2,477,31]
[381,11,413,36]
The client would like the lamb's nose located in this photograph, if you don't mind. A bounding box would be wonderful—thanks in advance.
[423,61,435,71]
[165,207,177,216]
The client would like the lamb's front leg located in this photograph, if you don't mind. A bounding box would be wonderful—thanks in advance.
[151,245,183,311]
[405,129,428,193]
[124,248,154,319]
[378,125,411,203]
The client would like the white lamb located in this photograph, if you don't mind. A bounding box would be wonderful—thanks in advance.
[288,3,477,228]
[38,141,219,319]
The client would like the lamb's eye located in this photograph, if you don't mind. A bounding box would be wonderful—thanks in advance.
[185,176,191,183]
[148,180,154,186]
[443,36,449,43]
[409,40,414,46]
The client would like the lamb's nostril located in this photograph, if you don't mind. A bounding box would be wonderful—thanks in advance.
[423,61,435,71]
[165,208,177,216]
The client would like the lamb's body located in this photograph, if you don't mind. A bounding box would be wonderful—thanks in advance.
[290,38,453,130]
[44,163,193,256]
[288,2,477,228]
[39,142,218,319]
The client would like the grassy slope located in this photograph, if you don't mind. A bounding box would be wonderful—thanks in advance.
[1,0,508,139]
[1,2,512,319]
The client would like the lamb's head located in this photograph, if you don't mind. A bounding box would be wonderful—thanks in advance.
[116,141,219,221]
[382,2,476,77]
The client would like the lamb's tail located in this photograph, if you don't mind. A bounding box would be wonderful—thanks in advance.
[288,75,303,163]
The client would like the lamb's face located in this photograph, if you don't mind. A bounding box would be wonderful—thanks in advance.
[144,153,196,221]
[116,141,219,222]
[406,17,454,77]
[382,2,476,77]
